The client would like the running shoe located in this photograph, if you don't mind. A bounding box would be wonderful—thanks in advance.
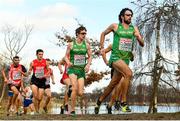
[114,101,120,110]
[106,105,112,114]
[43,106,48,113]
[94,104,100,114]
[70,111,76,117]
[64,104,68,112]
[60,105,64,114]
[121,103,131,112]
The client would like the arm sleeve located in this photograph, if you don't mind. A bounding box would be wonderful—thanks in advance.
[21,65,27,73]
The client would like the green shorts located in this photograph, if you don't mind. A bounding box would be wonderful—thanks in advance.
[109,58,130,68]
[67,67,85,79]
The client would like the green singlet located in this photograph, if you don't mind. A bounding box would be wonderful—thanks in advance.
[68,39,87,79]
[109,23,135,66]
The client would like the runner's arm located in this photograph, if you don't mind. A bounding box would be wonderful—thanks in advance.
[58,59,64,74]
[19,65,28,77]
[85,42,92,73]
[28,62,33,76]
[1,68,8,83]
[100,23,116,49]
[101,44,112,65]
[65,43,73,67]
[50,70,55,84]
[134,26,144,47]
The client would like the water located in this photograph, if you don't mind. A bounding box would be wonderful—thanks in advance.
[51,104,180,114]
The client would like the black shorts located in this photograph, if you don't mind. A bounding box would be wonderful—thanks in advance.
[8,83,21,91]
[44,84,50,89]
[31,75,46,89]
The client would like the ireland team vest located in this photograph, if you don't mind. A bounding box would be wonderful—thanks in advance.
[70,40,87,68]
[110,23,135,62]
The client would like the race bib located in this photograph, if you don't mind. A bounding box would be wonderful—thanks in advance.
[35,67,44,78]
[12,71,21,80]
[119,38,133,52]
[74,55,86,65]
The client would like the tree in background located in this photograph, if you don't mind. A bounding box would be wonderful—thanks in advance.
[0,24,33,104]
[131,0,180,113]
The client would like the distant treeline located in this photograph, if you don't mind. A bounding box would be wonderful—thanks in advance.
[51,84,180,105]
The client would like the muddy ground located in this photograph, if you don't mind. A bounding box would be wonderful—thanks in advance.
[0,112,180,120]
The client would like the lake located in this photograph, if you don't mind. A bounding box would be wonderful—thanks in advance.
[51,104,180,114]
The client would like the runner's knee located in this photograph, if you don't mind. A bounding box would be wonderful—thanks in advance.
[78,92,83,97]
[125,70,133,80]
[47,94,51,98]
[33,93,38,99]
[72,87,78,93]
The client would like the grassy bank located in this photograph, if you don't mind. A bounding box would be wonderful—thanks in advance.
[0,113,180,120]
[0,98,180,120]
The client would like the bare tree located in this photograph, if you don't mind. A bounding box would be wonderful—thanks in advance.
[0,24,33,104]
[132,0,180,113]
[0,24,33,61]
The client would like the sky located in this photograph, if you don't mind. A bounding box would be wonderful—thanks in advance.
[0,0,178,93]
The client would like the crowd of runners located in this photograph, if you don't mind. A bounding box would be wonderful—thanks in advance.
[0,8,144,116]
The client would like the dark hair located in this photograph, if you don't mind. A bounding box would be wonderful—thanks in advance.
[13,56,19,60]
[36,49,44,55]
[75,26,87,36]
[46,58,51,61]
[118,8,133,23]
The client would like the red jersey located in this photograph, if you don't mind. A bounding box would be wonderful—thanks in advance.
[60,63,69,84]
[9,64,22,86]
[32,59,46,79]
[45,67,53,85]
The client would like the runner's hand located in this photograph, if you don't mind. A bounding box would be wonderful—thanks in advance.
[105,60,109,65]
[100,49,106,55]
[4,78,8,83]
[67,62,73,67]
[85,64,90,73]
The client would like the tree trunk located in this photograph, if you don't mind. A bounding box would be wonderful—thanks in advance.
[177,32,180,95]
[177,32,180,64]
[148,14,161,113]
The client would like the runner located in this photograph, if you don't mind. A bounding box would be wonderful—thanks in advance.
[42,58,55,113]
[28,49,48,113]
[65,26,92,115]
[101,44,133,113]
[22,85,35,115]
[95,8,144,114]
[2,56,27,115]
[58,57,71,114]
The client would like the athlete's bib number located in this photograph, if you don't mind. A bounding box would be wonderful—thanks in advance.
[12,71,21,80]
[119,38,132,52]
[74,55,85,65]
[35,67,44,78]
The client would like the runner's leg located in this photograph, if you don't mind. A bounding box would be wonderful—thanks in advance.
[69,74,78,113]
